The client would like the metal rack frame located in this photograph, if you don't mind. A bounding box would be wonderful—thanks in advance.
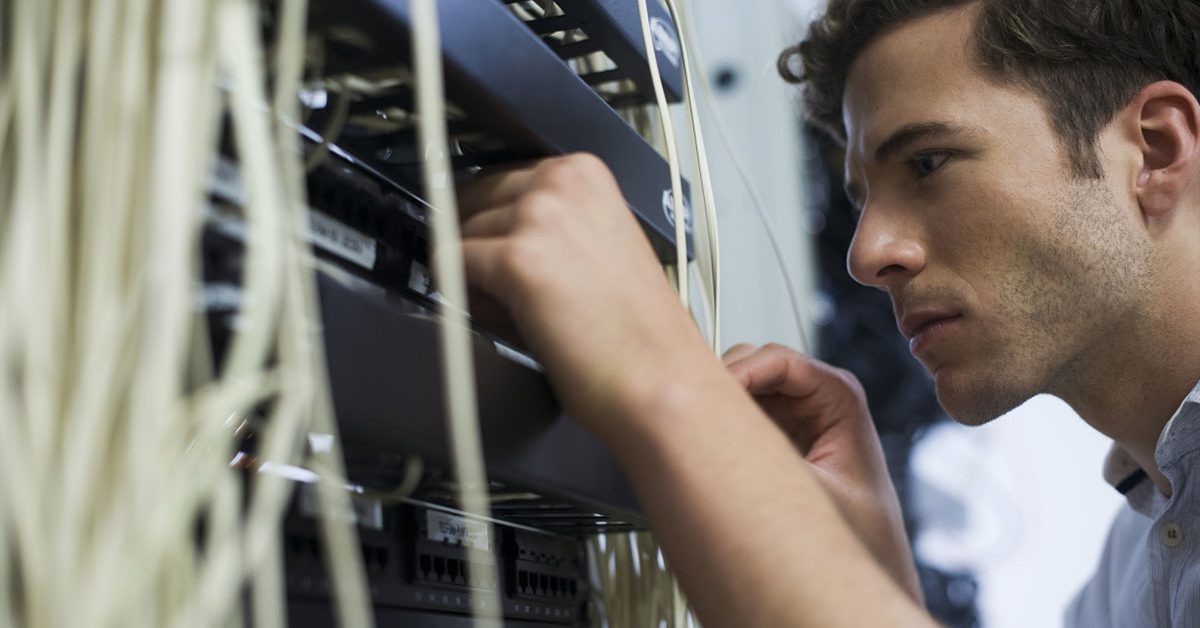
[309,0,693,261]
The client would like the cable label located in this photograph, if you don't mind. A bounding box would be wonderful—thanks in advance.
[426,511,491,552]
[294,483,384,530]
[308,211,378,270]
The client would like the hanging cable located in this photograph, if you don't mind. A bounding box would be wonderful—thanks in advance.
[636,0,689,309]
[672,0,811,355]
[410,0,504,626]
[1,1,373,626]
[662,0,721,351]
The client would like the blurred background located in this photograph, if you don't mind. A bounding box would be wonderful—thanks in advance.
[0,0,1127,624]
[687,1,1127,625]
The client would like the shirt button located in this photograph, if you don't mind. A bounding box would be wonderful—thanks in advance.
[1162,522,1185,548]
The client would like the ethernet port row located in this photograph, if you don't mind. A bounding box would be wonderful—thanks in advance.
[416,553,496,589]
[515,569,578,599]
[360,545,389,573]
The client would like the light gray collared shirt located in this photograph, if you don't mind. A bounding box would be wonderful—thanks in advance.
[1066,379,1200,627]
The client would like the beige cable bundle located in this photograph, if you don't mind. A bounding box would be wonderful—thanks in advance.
[592,1,814,622]
[587,532,694,628]
[583,1,715,626]
[0,0,372,626]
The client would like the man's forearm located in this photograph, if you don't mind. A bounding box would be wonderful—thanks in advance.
[597,356,933,628]
[453,154,931,626]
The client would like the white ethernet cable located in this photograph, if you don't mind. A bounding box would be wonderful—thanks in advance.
[587,531,696,627]
[671,0,812,355]
[0,0,372,627]
[662,0,722,353]
[303,78,351,172]
[598,0,815,623]
[636,0,690,309]
[589,3,718,627]
[268,1,375,626]
[410,0,504,627]
[593,7,814,624]
[631,0,721,352]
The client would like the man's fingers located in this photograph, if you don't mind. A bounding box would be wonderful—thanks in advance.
[754,393,820,453]
[461,205,514,239]
[467,287,525,350]
[721,343,758,365]
[460,238,511,295]
[726,345,831,398]
[456,165,537,218]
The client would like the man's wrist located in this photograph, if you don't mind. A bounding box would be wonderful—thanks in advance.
[588,346,738,453]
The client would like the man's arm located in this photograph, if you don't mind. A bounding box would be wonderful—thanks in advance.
[604,349,930,627]
[721,343,925,603]
[457,154,933,627]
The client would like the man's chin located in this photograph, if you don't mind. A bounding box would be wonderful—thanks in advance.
[932,368,1024,427]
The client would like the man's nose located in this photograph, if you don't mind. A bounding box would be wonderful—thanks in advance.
[846,205,926,291]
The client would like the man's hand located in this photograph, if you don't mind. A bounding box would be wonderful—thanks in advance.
[455,154,933,627]
[457,153,711,436]
[723,343,924,603]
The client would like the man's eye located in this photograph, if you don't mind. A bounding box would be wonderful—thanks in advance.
[909,152,951,178]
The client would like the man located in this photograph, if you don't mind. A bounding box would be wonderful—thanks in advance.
[456,0,1200,625]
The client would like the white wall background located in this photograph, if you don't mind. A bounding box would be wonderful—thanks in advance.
[687,1,1128,625]
[913,396,1123,627]
[686,0,820,352]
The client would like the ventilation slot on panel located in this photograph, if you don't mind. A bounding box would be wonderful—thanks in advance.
[501,0,683,107]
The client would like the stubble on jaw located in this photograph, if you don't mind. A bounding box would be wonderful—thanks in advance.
[934,178,1151,426]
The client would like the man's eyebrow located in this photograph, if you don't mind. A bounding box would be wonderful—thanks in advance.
[842,121,972,210]
[873,121,969,163]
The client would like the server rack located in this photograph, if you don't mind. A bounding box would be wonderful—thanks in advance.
[204,0,690,623]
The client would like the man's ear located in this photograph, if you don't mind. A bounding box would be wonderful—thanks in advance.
[1130,81,1200,219]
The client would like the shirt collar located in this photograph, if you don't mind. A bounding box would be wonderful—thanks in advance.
[1155,378,1200,469]
[1103,378,1200,517]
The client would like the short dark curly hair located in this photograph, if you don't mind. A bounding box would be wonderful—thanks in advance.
[779,0,1200,177]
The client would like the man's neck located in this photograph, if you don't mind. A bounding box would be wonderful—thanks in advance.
[1054,265,1200,497]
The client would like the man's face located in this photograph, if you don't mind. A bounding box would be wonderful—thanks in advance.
[841,6,1150,424]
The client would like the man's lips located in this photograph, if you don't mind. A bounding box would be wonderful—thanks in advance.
[899,310,962,340]
[899,310,965,357]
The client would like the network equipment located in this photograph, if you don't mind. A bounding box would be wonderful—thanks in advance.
[203,0,692,624]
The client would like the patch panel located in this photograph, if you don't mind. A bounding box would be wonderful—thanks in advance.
[282,497,587,624]
[306,0,694,261]
[203,1,685,623]
[501,530,587,621]
[204,146,645,526]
